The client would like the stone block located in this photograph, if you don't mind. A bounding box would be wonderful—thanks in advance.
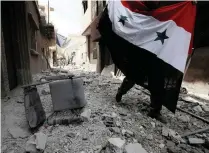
[49,78,87,111]
[125,143,148,153]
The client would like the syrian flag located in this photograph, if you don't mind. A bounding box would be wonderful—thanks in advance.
[98,1,196,113]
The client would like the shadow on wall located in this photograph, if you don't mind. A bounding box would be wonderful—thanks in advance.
[184,46,209,83]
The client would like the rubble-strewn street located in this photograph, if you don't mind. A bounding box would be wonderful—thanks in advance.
[1,65,209,153]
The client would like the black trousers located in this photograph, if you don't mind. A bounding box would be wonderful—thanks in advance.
[118,75,164,112]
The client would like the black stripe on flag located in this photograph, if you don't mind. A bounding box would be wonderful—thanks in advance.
[98,8,183,113]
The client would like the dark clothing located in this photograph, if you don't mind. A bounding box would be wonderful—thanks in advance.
[118,70,164,112]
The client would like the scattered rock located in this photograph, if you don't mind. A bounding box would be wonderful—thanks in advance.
[110,127,121,134]
[9,127,30,138]
[201,105,209,112]
[125,143,148,153]
[193,105,203,113]
[25,135,37,153]
[122,129,134,137]
[177,115,190,122]
[151,122,156,128]
[41,89,50,95]
[118,108,128,116]
[66,132,76,138]
[159,143,165,149]
[112,112,118,118]
[102,114,116,127]
[188,138,205,145]
[162,127,170,137]
[35,132,47,150]
[81,109,91,121]
[106,138,125,153]
[162,127,182,144]
[147,134,153,140]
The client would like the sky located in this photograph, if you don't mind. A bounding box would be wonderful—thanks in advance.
[38,0,83,37]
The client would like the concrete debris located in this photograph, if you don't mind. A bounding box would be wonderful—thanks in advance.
[122,129,134,137]
[9,127,30,139]
[162,127,183,144]
[102,114,116,127]
[41,89,50,95]
[162,127,170,137]
[125,143,148,153]
[35,132,47,150]
[188,138,205,145]
[81,109,91,121]
[193,105,203,113]
[110,127,121,134]
[106,138,125,153]
[201,105,209,112]
[177,115,190,122]
[151,122,156,128]
[25,135,37,153]
[112,112,118,118]
[159,143,165,149]
[147,134,153,140]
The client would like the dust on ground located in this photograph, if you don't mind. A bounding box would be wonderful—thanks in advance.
[1,64,209,153]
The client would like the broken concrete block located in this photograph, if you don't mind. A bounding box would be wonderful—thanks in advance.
[25,135,37,153]
[49,78,87,111]
[110,127,121,134]
[147,134,153,140]
[125,143,148,153]
[201,105,209,112]
[177,115,190,122]
[106,138,125,153]
[193,105,203,113]
[162,127,182,144]
[9,127,30,138]
[81,109,91,121]
[151,122,156,128]
[159,143,165,149]
[162,127,169,137]
[188,138,205,145]
[35,132,47,150]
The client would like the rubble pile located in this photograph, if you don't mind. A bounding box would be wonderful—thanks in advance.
[1,65,209,153]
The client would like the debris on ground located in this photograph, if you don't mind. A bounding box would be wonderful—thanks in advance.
[125,143,148,153]
[105,138,125,153]
[80,108,91,121]
[2,64,209,153]
[35,132,47,150]
[188,138,205,145]
[193,105,203,113]
[8,127,30,139]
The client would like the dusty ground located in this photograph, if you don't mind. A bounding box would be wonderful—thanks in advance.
[1,64,209,153]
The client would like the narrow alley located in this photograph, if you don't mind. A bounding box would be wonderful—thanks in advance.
[1,1,209,153]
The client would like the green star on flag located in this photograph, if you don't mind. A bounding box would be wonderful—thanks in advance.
[118,15,128,26]
[154,29,169,44]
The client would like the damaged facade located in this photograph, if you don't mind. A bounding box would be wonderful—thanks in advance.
[1,1,55,97]
[81,0,113,73]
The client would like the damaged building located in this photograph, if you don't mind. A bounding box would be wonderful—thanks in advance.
[1,1,55,97]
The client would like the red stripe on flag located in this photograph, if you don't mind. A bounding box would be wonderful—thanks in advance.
[121,1,196,34]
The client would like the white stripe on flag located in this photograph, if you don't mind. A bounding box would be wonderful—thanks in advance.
[108,1,191,72]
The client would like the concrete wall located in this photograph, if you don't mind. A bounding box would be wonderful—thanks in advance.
[81,0,92,35]
[26,2,50,74]
[184,47,209,83]
[1,29,10,97]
